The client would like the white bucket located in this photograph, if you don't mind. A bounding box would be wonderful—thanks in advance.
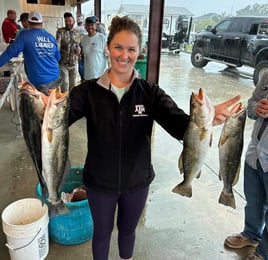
[1,198,49,260]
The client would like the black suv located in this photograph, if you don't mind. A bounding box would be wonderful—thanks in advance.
[191,16,268,85]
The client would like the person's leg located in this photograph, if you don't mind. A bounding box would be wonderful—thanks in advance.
[59,65,69,92]
[243,162,266,242]
[117,186,149,259]
[86,188,118,260]
[78,59,85,82]
[69,65,78,91]
[225,162,265,249]
[254,169,268,259]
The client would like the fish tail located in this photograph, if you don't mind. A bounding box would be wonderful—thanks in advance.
[218,190,236,209]
[48,200,69,217]
[172,183,192,197]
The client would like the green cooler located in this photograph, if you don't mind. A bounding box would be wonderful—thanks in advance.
[134,58,147,79]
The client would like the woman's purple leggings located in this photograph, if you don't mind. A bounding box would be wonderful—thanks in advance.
[86,186,149,260]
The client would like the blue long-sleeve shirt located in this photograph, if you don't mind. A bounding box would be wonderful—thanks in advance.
[0,28,60,86]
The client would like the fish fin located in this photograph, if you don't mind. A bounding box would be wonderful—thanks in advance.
[41,183,48,205]
[196,170,201,179]
[178,153,184,174]
[47,128,53,143]
[40,93,49,106]
[48,200,70,217]
[172,182,192,197]
[209,132,213,147]
[219,135,228,146]
[199,129,207,141]
[219,171,222,181]
[218,190,236,209]
[232,164,241,186]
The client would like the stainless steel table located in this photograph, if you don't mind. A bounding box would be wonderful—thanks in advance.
[0,58,24,110]
[0,58,24,136]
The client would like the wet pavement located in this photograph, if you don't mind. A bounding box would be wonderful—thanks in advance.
[0,52,257,259]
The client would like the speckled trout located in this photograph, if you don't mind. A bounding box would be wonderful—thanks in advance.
[19,82,48,203]
[218,103,246,209]
[41,87,70,217]
[172,88,214,197]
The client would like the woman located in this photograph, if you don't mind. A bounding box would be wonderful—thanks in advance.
[68,16,240,260]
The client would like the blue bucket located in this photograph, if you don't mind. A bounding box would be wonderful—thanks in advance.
[36,166,93,245]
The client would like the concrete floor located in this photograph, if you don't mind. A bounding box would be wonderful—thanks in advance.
[0,53,257,259]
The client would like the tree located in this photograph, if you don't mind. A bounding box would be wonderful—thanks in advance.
[236,4,268,16]
[195,19,213,32]
[211,13,227,24]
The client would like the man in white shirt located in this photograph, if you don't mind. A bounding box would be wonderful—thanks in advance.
[80,16,107,80]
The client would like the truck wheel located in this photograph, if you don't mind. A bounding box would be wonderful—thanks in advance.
[191,48,208,68]
[253,61,268,86]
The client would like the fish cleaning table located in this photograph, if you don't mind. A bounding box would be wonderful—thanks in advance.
[0,58,24,137]
[0,58,24,110]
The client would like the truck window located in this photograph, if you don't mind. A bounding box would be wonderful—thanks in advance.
[258,23,268,35]
[215,20,231,32]
[249,24,258,35]
[229,20,244,32]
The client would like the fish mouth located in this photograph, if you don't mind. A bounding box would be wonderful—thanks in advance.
[50,87,68,104]
[192,88,204,103]
[230,102,244,115]
[19,82,37,95]
[19,82,48,105]
[192,88,214,114]
[197,88,204,100]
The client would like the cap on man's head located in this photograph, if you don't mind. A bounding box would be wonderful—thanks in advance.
[85,16,96,25]
[18,13,29,22]
[28,11,42,23]
[64,12,73,18]
[77,16,84,23]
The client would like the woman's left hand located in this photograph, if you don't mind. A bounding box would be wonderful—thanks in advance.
[213,95,241,125]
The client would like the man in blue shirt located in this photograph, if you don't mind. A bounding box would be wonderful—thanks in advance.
[0,11,61,95]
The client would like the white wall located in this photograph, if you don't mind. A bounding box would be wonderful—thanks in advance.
[0,0,76,37]
[0,0,21,42]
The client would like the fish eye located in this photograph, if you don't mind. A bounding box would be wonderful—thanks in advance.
[192,102,197,108]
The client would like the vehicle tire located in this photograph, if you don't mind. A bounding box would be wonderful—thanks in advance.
[253,61,268,86]
[191,47,208,68]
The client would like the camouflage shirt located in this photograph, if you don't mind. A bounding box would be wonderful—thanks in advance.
[56,27,81,66]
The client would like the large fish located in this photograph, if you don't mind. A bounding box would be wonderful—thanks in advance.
[218,103,246,209]
[172,88,215,197]
[19,82,48,203]
[41,87,70,217]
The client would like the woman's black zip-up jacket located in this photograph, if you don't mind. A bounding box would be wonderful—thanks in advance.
[68,69,190,194]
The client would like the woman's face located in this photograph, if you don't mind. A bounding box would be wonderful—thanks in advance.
[108,30,139,75]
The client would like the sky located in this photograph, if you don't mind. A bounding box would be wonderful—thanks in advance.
[169,0,268,16]
[93,0,268,17]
